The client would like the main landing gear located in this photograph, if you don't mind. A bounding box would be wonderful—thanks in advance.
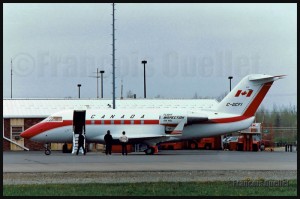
[144,146,158,155]
[44,143,51,155]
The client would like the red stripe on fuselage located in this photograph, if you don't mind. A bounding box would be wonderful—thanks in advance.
[21,119,160,139]
[134,120,141,124]
[20,120,73,139]
[209,115,248,123]
[85,120,159,125]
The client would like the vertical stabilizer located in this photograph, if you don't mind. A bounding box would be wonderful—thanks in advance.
[216,74,285,117]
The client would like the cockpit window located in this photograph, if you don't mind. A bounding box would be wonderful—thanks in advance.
[42,116,63,122]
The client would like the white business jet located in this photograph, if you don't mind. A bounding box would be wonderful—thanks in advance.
[20,74,284,155]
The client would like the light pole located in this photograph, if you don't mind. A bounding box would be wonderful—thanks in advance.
[141,60,147,98]
[77,84,81,98]
[11,58,13,99]
[100,70,105,98]
[228,76,233,92]
[112,3,116,109]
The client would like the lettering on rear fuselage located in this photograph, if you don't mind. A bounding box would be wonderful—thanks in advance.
[160,114,185,124]
[163,114,184,120]
[226,103,243,106]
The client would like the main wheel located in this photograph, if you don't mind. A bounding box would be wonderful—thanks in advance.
[144,147,155,155]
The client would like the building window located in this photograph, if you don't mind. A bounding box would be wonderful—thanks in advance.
[42,116,63,122]
[11,126,23,140]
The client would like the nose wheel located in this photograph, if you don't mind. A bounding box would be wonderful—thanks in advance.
[44,143,51,155]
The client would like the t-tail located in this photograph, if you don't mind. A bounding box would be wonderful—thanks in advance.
[216,74,285,117]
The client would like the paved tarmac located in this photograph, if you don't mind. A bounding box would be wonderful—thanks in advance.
[3,150,297,172]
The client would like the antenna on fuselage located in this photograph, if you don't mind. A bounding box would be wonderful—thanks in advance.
[121,79,123,99]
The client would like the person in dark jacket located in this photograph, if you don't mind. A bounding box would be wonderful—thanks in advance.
[104,130,113,155]
[76,133,86,155]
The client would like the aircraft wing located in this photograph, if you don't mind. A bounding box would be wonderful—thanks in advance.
[125,135,181,147]
[121,116,209,146]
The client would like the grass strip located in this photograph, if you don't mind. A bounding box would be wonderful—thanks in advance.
[3,180,297,196]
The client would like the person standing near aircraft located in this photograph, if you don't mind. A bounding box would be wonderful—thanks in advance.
[104,130,113,155]
[76,133,86,155]
[119,131,128,155]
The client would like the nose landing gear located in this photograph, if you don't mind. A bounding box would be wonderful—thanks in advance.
[44,143,51,155]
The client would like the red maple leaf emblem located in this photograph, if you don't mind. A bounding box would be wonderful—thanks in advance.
[235,89,253,97]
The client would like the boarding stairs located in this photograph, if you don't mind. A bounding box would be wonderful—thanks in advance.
[71,132,86,154]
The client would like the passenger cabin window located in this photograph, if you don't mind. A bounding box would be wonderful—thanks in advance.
[43,116,63,122]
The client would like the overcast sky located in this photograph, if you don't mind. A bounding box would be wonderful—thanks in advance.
[3,3,297,110]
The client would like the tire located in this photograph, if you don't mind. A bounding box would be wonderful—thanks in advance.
[45,149,51,155]
[145,147,155,155]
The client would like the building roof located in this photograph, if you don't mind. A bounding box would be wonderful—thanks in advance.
[3,98,219,118]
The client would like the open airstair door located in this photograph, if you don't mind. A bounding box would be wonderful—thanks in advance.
[72,110,86,154]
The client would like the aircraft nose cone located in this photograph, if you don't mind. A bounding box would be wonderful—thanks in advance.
[20,127,34,139]
[20,123,44,139]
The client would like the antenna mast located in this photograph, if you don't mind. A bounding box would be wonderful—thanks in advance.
[89,68,101,98]
[112,3,116,109]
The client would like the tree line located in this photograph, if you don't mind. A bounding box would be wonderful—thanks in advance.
[255,104,297,127]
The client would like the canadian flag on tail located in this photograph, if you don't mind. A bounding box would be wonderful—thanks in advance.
[235,89,253,97]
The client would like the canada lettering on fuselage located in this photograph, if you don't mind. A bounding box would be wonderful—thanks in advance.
[90,114,146,119]
[89,113,184,122]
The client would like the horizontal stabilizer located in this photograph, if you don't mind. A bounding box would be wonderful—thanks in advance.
[249,74,286,83]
